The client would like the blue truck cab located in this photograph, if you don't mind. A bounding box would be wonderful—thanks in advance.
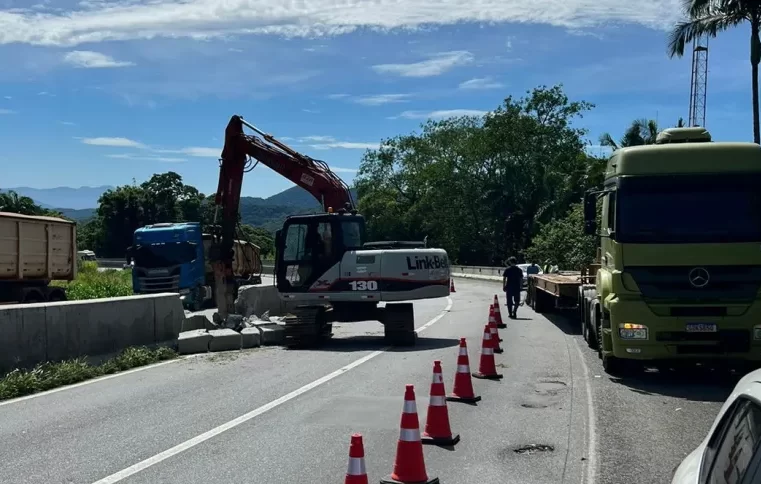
[130,222,210,311]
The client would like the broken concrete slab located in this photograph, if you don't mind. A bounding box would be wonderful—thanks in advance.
[181,314,216,332]
[257,323,285,346]
[208,328,242,352]
[240,327,262,349]
[178,330,211,355]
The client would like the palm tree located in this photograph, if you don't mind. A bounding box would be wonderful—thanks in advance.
[599,118,660,150]
[667,0,761,144]
[0,190,40,215]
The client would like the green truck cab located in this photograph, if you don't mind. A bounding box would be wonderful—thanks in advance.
[581,127,761,375]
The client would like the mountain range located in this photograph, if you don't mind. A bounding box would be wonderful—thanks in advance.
[1,185,359,233]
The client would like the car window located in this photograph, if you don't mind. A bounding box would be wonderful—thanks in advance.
[703,397,761,484]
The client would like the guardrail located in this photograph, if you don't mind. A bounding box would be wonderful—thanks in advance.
[96,258,127,268]
[261,261,501,279]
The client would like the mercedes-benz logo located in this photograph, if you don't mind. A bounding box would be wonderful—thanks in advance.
[688,267,710,288]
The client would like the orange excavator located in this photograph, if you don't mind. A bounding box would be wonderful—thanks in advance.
[208,115,451,347]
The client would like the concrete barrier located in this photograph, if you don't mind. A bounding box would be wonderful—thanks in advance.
[0,293,185,373]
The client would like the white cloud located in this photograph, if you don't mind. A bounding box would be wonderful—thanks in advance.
[294,135,378,151]
[177,147,219,157]
[372,51,473,78]
[0,1,682,47]
[458,77,504,90]
[300,135,336,142]
[397,109,488,120]
[352,94,411,106]
[107,153,186,163]
[81,136,147,148]
[327,93,350,99]
[0,108,16,114]
[63,50,134,68]
[310,142,378,150]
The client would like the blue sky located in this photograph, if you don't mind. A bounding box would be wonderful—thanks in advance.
[0,0,754,198]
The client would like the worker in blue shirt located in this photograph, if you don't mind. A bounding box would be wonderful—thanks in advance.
[502,256,524,319]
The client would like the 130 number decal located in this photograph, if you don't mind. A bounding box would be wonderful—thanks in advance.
[349,280,379,291]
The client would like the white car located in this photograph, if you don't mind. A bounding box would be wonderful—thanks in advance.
[671,369,761,483]
[517,263,543,288]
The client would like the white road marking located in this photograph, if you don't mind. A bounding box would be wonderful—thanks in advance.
[0,357,189,408]
[91,297,453,484]
[573,340,598,484]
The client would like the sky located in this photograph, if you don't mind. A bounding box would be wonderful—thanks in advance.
[0,0,755,198]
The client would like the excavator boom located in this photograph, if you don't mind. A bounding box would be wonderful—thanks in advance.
[210,115,356,321]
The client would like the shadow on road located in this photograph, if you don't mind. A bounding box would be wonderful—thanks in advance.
[287,335,461,353]
[610,369,738,403]
[540,312,582,336]
[538,311,737,403]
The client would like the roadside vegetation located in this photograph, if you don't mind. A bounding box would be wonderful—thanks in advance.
[0,346,178,401]
[50,261,133,300]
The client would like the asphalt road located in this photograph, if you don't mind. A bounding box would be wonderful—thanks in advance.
[0,278,736,484]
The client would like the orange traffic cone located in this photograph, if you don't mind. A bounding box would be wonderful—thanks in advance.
[446,338,481,404]
[493,295,506,328]
[488,305,504,343]
[472,325,503,380]
[381,385,440,484]
[488,320,504,354]
[450,279,456,292]
[345,434,369,484]
[422,361,460,446]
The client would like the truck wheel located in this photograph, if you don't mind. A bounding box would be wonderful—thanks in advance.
[586,302,598,350]
[603,354,638,377]
[596,309,604,359]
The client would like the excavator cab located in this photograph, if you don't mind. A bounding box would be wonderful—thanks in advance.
[274,213,367,292]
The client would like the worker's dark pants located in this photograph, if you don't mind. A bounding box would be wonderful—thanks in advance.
[506,290,521,317]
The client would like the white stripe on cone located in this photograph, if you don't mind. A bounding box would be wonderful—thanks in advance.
[429,395,447,406]
[483,348,494,355]
[432,373,443,384]
[403,400,417,414]
[400,428,422,441]
[459,347,467,356]
[457,364,470,372]
[347,457,366,476]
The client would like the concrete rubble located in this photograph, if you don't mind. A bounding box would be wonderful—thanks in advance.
[177,286,288,355]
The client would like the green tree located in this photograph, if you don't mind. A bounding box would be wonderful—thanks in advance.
[356,84,601,265]
[668,0,761,143]
[523,203,599,270]
[599,118,660,150]
[0,190,64,217]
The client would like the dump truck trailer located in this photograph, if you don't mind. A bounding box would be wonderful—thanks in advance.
[0,211,77,304]
[532,127,761,376]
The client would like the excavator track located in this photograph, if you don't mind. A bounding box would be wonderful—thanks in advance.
[283,306,332,348]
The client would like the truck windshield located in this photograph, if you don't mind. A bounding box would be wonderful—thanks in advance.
[133,242,197,269]
[616,174,761,244]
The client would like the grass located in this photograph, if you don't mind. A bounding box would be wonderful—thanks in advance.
[51,260,133,300]
[0,346,178,401]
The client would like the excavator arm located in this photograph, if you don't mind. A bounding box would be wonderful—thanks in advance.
[209,115,356,321]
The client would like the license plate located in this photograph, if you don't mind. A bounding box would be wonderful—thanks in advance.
[686,323,717,333]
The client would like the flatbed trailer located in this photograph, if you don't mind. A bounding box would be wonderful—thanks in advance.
[527,265,600,323]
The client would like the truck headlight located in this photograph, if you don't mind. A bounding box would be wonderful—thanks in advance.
[619,323,648,340]
[754,325,761,340]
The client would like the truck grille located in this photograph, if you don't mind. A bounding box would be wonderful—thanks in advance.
[137,275,180,293]
[656,330,751,354]
[626,265,761,302]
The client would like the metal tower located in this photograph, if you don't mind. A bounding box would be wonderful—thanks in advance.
[688,33,709,127]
